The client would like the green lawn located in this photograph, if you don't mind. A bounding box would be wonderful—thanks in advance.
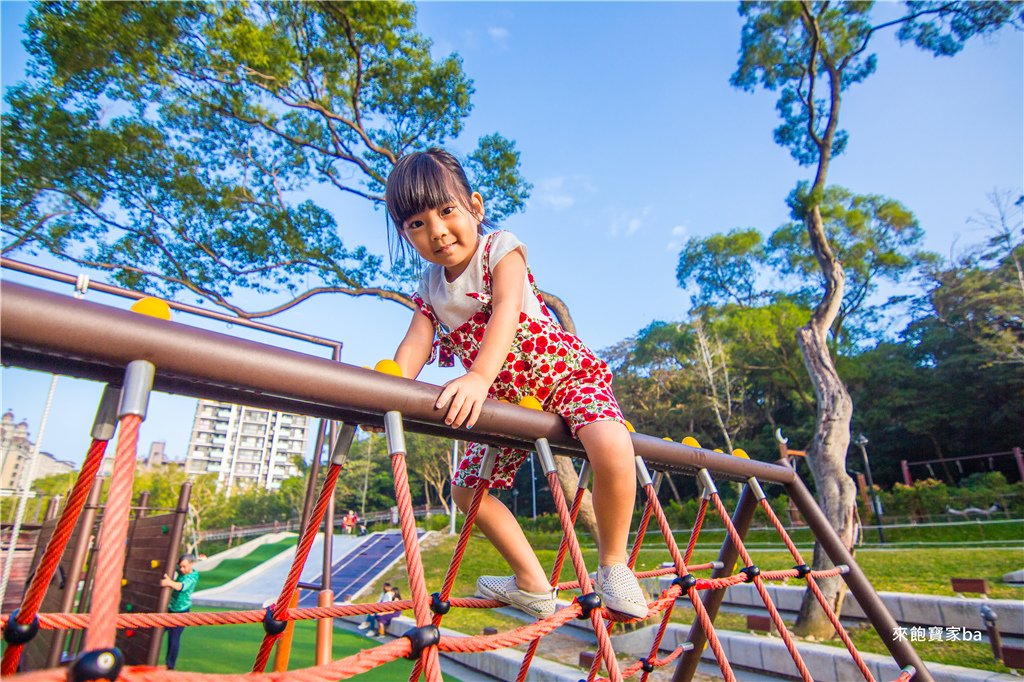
[172,606,436,680]
[198,536,299,590]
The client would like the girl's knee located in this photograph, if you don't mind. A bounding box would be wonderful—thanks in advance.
[451,484,476,512]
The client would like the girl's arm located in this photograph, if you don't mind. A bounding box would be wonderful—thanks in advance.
[436,248,526,429]
[394,311,435,380]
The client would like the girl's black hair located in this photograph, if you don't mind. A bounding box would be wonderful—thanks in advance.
[384,148,492,265]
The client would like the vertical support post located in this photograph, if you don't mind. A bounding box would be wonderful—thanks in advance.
[901,459,913,487]
[1014,447,1023,484]
[674,484,758,682]
[46,478,103,668]
[786,473,933,682]
[146,482,191,666]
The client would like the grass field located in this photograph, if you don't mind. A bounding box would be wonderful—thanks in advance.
[197,536,299,590]
[169,606,431,680]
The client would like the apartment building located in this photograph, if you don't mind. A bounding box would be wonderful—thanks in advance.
[0,411,75,490]
[184,400,308,492]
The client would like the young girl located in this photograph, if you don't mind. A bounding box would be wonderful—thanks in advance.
[385,148,647,620]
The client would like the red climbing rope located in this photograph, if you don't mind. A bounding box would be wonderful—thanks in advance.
[710,491,814,682]
[757,496,876,682]
[84,414,142,651]
[1,437,109,675]
[252,462,342,673]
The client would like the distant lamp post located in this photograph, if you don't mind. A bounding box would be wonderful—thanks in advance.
[511,488,519,517]
[855,434,886,543]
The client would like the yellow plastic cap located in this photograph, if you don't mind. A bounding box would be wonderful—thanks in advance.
[713,448,724,453]
[374,359,403,377]
[662,437,673,442]
[129,297,171,320]
[624,420,636,433]
[518,395,543,411]
[732,448,750,459]
[681,436,701,448]
[150,559,160,569]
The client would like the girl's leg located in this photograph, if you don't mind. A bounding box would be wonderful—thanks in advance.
[452,484,550,592]
[576,420,637,567]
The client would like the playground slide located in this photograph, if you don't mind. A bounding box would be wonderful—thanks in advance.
[191,532,368,608]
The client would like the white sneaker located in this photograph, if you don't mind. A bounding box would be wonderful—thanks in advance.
[594,564,648,619]
[476,575,558,619]
[357,621,370,630]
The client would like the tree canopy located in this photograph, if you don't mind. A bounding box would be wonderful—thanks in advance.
[2,1,531,317]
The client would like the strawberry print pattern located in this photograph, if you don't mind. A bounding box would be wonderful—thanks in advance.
[413,232,625,490]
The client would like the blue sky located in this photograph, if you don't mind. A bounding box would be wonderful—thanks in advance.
[2,2,1022,467]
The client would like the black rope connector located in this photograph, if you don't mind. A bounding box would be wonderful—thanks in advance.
[2,610,40,645]
[576,592,602,620]
[739,565,761,583]
[429,592,451,616]
[69,647,123,682]
[639,657,655,673]
[402,624,440,660]
[262,606,288,636]
[793,563,812,579]
[672,574,698,591]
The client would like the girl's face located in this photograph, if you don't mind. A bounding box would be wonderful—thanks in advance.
[400,192,485,280]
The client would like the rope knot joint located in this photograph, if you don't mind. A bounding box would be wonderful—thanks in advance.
[262,606,288,636]
[671,574,698,592]
[793,563,812,579]
[2,610,40,645]
[402,624,440,660]
[69,647,123,682]
[575,592,602,620]
[739,565,761,582]
[429,592,451,616]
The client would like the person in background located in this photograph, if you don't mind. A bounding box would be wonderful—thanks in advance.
[358,581,393,635]
[160,553,200,670]
[374,584,402,636]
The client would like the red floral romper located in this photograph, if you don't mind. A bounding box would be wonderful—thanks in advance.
[412,232,626,490]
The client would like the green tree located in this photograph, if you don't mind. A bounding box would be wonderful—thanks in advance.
[730,0,1021,637]
[2,1,530,318]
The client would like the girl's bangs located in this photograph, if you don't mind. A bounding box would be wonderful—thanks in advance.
[387,155,459,227]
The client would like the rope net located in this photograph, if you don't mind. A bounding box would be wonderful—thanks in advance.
[2,403,917,682]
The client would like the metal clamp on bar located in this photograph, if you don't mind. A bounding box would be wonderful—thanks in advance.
[576,460,592,490]
[384,411,406,455]
[91,385,121,441]
[534,438,557,474]
[330,423,357,466]
[746,476,767,501]
[697,468,718,499]
[634,456,653,487]
[479,446,497,482]
[117,360,155,419]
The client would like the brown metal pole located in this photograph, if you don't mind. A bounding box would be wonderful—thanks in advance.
[786,473,933,682]
[68,479,105,660]
[674,484,758,682]
[1,282,795,486]
[45,478,103,668]
[146,482,192,666]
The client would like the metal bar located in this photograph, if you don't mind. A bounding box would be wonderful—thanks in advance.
[45,478,102,668]
[673,484,758,682]
[1,258,342,352]
[1,283,796,485]
[785,473,933,682]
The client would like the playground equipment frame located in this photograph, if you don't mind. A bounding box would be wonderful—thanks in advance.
[0,281,933,681]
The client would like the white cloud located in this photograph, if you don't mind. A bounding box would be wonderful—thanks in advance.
[608,205,653,239]
[487,26,510,48]
[666,224,688,252]
[532,175,595,211]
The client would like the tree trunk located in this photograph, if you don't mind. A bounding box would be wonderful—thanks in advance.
[793,205,859,639]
